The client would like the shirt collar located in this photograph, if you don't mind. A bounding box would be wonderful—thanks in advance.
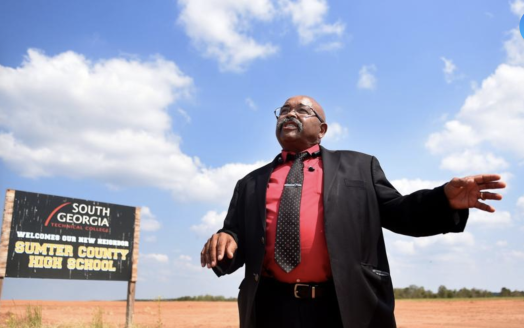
[282,144,320,162]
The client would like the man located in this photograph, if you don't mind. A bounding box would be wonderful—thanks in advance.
[200,95,505,328]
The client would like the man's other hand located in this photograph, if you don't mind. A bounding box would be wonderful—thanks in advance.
[200,232,238,268]
[444,174,506,213]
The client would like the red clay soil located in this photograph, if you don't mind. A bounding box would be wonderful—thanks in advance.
[0,299,523,328]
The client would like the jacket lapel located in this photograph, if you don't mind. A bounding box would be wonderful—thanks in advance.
[255,155,280,231]
[320,146,341,209]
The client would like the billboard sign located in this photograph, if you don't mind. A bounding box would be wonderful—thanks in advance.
[3,190,138,281]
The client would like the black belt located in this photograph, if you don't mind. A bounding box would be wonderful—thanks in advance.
[259,277,335,299]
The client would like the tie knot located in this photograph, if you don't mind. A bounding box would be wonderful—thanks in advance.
[286,151,310,162]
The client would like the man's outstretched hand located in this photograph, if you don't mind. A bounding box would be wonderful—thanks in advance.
[444,174,506,213]
[200,232,238,268]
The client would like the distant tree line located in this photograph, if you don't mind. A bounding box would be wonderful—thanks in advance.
[137,295,237,302]
[171,295,237,302]
[394,285,524,299]
[137,286,524,302]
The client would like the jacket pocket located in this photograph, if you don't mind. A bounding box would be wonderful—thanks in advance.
[361,263,390,277]
[361,263,394,306]
[372,269,390,277]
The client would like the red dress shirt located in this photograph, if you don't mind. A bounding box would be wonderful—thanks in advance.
[263,144,332,283]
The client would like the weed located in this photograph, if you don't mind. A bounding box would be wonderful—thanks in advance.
[90,308,104,328]
[154,297,163,328]
[27,305,42,328]
[4,305,42,328]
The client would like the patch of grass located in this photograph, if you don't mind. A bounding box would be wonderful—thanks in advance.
[27,305,42,328]
[154,297,163,328]
[4,305,42,328]
[90,308,104,328]
[0,305,119,328]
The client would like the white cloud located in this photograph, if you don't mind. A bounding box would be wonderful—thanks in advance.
[391,178,445,195]
[416,231,475,248]
[183,162,265,203]
[177,108,191,123]
[322,121,348,142]
[441,56,459,83]
[459,63,524,158]
[468,210,512,228]
[495,172,512,195]
[433,251,475,265]
[439,150,509,173]
[510,0,524,16]
[393,240,415,255]
[177,0,278,72]
[141,253,169,263]
[511,250,524,260]
[444,65,524,156]
[144,235,157,243]
[176,0,344,71]
[141,206,162,232]
[137,267,173,283]
[496,240,508,247]
[357,64,377,90]
[427,63,524,160]
[178,255,192,261]
[315,41,343,52]
[426,28,524,173]
[0,49,264,205]
[173,257,204,273]
[190,210,227,237]
[426,121,480,155]
[517,196,524,213]
[280,0,345,44]
[470,80,479,91]
[390,231,475,256]
[245,97,257,111]
[504,29,524,66]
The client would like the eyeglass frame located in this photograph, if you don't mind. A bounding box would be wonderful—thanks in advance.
[273,105,325,123]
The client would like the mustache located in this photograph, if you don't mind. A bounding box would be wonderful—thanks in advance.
[277,117,303,132]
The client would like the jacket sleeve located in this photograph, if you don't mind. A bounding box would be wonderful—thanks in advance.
[213,180,246,276]
[371,156,468,237]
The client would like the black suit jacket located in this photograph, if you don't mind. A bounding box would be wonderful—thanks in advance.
[214,146,468,328]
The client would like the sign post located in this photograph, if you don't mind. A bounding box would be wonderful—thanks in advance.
[126,206,141,328]
[0,189,15,300]
[0,189,140,327]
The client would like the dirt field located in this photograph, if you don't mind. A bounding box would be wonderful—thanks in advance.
[1,299,523,328]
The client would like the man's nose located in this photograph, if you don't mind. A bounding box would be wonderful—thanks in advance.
[285,109,299,118]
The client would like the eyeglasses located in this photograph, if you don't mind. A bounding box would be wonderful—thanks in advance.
[274,105,324,123]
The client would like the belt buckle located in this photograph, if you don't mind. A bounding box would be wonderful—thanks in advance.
[293,283,309,299]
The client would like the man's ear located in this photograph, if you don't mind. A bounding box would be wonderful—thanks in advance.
[319,123,328,139]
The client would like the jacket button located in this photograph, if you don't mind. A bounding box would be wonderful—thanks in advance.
[254,274,259,282]
[261,237,265,244]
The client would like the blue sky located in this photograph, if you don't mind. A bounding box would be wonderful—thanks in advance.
[1,0,524,301]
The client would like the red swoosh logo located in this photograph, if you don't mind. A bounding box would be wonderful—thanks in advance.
[44,202,71,226]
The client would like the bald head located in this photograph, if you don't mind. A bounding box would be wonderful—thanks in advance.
[283,95,326,123]
[275,95,328,152]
